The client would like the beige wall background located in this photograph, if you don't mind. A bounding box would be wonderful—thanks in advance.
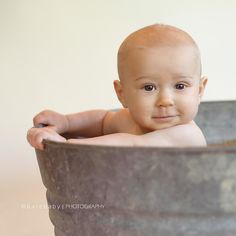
[1,0,236,235]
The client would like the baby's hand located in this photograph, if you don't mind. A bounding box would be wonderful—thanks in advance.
[27,126,66,150]
[33,110,69,134]
[27,110,68,150]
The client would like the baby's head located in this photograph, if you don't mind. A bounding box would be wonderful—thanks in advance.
[114,24,207,132]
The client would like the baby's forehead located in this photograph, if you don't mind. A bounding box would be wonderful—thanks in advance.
[118,24,198,54]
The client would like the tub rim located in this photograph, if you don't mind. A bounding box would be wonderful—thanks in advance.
[41,140,236,154]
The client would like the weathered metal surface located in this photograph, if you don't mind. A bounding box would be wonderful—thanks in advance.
[35,100,236,236]
[195,100,236,144]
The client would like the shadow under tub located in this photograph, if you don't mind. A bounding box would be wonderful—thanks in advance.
[35,100,236,236]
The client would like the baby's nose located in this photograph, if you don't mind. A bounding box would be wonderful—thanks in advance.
[155,90,174,107]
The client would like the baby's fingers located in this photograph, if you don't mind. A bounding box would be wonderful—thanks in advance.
[33,110,54,127]
[27,128,44,150]
[27,128,66,150]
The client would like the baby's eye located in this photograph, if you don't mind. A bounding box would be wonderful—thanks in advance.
[175,83,185,90]
[143,84,156,91]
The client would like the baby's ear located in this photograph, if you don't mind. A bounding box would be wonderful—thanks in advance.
[113,80,127,108]
[199,76,208,100]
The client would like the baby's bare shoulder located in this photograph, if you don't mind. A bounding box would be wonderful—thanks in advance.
[103,108,136,134]
[141,121,206,147]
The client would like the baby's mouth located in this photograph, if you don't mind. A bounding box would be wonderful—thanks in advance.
[152,115,178,121]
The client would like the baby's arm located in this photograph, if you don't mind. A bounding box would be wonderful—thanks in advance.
[139,121,206,147]
[67,121,207,147]
[27,109,112,150]
[68,133,139,146]
[27,108,130,150]
[33,109,109,137]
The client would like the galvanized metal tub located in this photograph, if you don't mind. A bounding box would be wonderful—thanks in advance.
[35,100,236,236]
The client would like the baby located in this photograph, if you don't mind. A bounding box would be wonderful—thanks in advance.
[27,24,208,150]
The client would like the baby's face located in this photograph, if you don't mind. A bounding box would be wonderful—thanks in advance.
[116,45,207,132]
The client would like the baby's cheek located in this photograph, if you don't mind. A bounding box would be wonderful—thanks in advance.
[187,103,199,120]
[180,100,198,120]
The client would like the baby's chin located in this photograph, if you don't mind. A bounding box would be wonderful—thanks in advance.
[135,117,187,133]
[143,122,182,132]
[136,124,171,134]
[151,120,181,130]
